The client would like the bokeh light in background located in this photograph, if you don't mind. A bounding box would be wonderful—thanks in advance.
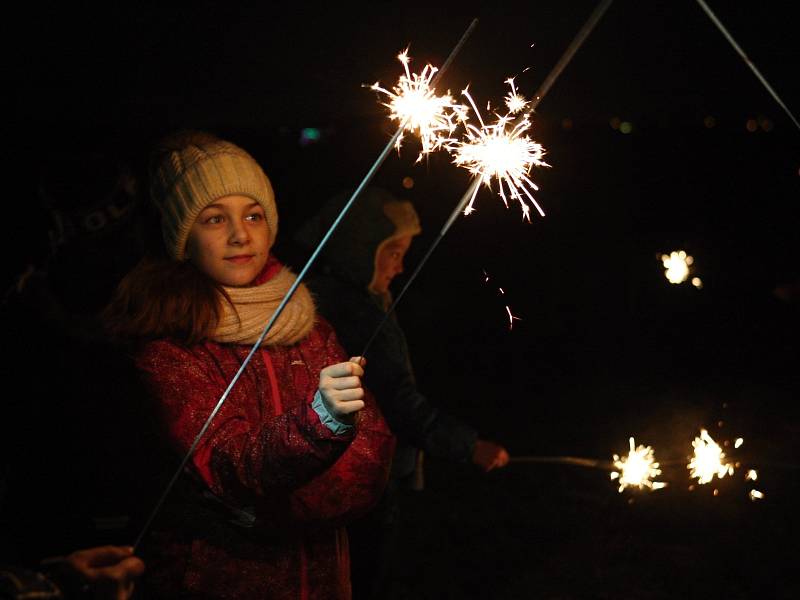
[402,176,415,189]
[661,250,694,284]
[299,127,321,146]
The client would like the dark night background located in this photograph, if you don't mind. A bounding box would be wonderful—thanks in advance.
[4,1,799,598]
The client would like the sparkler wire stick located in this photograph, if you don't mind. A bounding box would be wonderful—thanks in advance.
[528,0,614,113]
[360,178,480,357]
[360,0,613,357]
[694,0,800,131]
[509,456,612,469]
[132,19,479,552]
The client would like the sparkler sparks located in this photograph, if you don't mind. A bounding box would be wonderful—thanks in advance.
[661,250,693,284]
[610,437,666,492]
[369,50,466,161]
[449,81,548,222]
[505,305,521,330]
[504,77,529,114]
[688,429,734,485]
[482,270,522,331]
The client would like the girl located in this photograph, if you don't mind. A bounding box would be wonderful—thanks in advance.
[106,132,394,599]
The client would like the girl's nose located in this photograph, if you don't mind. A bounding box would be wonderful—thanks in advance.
[228,220,250,245]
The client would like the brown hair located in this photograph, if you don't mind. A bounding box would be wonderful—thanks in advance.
[104,257,232,345]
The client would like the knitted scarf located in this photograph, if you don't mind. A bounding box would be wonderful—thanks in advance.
[212,258,316,347]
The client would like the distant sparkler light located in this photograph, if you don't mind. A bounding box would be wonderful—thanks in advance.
[369,50,467,161]
[661,250,694,284]
[688,429,734,485]
[610,437,667,492]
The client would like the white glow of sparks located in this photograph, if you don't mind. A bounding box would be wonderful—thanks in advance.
[745,469,758,481]
[504,78,529,114]
[735,437,744,448]
[688,429,734,485]
[749,489,764,501]
[369,49,467,161]
[610,437,666,492]
[661,250,693,284]
[449,81,549,221]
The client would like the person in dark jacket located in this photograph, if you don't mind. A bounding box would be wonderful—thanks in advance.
[296,187,509,598]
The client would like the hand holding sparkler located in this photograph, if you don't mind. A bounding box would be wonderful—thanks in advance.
[473,439,511,472]
[318,357,367,426]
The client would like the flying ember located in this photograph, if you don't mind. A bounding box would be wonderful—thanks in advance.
[610,437,666,493]
[661,250,693,284]
[449,80,549,221]
[688,429,734,485]
[369,49,467,161]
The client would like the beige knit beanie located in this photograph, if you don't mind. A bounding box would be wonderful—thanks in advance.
[149,131,278,260]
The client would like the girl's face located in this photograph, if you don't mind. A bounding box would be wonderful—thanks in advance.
[369,235,412,294]
[186,194,270,287]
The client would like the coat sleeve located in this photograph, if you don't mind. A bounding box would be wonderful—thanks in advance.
[136,339,355,502]
[285,321,395,526]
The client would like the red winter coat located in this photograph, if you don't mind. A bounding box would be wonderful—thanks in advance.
[136,318,394,599]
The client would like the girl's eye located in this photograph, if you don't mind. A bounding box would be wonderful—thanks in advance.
[205,215,223,224]
[246,213,263,222]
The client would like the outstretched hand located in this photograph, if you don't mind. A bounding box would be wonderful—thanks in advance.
[472,439,510,472]
[65,545,145,600]
[318,356,367,425]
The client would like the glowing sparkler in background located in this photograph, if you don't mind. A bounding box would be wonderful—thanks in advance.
[661,250,693,284]
[688,429,734,485]
[449,81,549,221]
[610,437,667,492]
[369,50,467,161]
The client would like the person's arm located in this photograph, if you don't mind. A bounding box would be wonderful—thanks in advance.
[137,340,356,499]
[286,321,395,525]
[355,312,508,471]
[365,316,479,462]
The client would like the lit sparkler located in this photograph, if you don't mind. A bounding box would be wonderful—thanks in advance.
[610,437,667,492]
[688,429,734,485]
[661,250,693,284]
[449,82,549,222]
[369,50,467,161]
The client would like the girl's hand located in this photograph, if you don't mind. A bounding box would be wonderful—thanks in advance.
[318,357,366,425]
